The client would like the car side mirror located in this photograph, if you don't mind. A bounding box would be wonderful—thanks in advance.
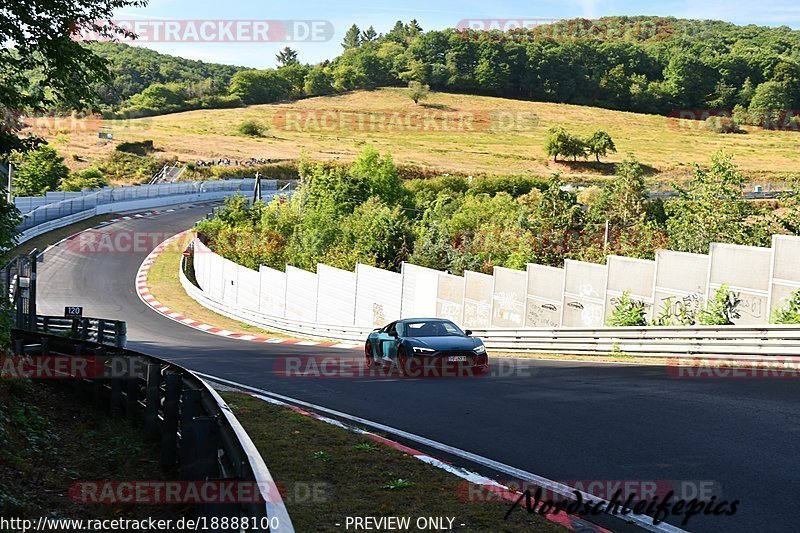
[465,330,473,336]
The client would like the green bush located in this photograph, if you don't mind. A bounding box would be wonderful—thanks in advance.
[59,168,108,191]
[606,291,648,326]
[651,297,697,326]
[705,115,743,133]
[9,145,69,196]
[697,284,741,325]
[97,151,161,184]
[771,289,800,324]
[237,120,268,137]
[115,140,155,155]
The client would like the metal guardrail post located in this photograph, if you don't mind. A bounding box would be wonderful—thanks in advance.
[180,388,203,479]
[193,417,219,481]
[80,318,90,341]
[73,343,85,396]
[144,364,161,440]
[116,321,127,348]
[110,362,123,415]
[125,365,139,419]
[92,347,106,405]
[97,319,106,344]
[161,373,182,467]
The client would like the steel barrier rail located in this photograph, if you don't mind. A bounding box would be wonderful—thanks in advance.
[36,315,127,348]
[11,328,295,533]
[179,253,800,360]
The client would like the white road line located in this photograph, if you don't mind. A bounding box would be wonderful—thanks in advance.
[195,372,688,533]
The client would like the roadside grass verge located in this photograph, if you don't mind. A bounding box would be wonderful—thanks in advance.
[219,392,564,533]
[0,380,190,521]
[145,232,281,338]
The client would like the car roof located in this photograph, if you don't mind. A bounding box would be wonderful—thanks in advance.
[400,318,452,323]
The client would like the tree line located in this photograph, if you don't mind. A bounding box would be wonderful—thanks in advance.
[34,16,800,122]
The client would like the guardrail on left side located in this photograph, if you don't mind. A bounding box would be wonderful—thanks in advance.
[36,315,127,348]
[10,329,294,532]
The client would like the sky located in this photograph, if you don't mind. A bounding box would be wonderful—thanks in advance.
[114,0,800,67]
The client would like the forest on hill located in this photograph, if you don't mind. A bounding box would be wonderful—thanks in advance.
[68,17,800,124]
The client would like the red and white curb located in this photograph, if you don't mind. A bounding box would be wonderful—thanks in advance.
[135,231,361,350]
[200,373,614,533]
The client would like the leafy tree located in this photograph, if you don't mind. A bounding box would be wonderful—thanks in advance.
[748,81,793,127]
[591,155,647,225]
[10,145,69,196]
[585,130,617,162]
[325,198,409,270]
[1,0,147,112]
[666,152,751,253]
[59,168,108,191]
[228,70,292,104]
[606,291,648,326]
[304,66,334,95]
[407,81,430,104]
[275,47,299,67]
[342,24,362,49]
[544,127,570,162]
[127,82,187,109]
[277,63,309,96]
[332,64,367,92]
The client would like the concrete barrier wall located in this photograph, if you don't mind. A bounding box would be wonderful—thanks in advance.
[525,264,564,328]
[708,243,772,325]
[605,255,656,321]
[769,235,800,316]
[561,260,607,327]
[188,234,800,330]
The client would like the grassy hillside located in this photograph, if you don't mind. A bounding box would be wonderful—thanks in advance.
[37,88,800,185]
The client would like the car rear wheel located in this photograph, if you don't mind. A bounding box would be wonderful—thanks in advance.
[364,341,374,368]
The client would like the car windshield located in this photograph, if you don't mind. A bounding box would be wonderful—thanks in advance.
[404,320,464,337]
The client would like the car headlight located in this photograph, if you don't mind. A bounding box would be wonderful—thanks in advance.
[473,344,486,354]
[413,347,435,354]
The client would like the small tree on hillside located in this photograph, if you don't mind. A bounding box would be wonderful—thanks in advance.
[361,26,378,42]
[545,126,587,161]
[342,24,362,49]
[586,130,617,162]
[408,81,430,104]
[275,47,299,67]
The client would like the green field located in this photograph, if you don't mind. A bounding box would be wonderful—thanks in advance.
[38,88,800,186]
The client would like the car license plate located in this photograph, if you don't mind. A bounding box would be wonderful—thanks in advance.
[448,355,468,362]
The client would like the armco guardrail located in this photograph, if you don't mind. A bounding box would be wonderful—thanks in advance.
[179,250,800,360]
[36,315,127,348]
[11,328,294,533]
[14,179,265,245]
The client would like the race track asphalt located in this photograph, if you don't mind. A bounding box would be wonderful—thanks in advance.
[36,204,798,533]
